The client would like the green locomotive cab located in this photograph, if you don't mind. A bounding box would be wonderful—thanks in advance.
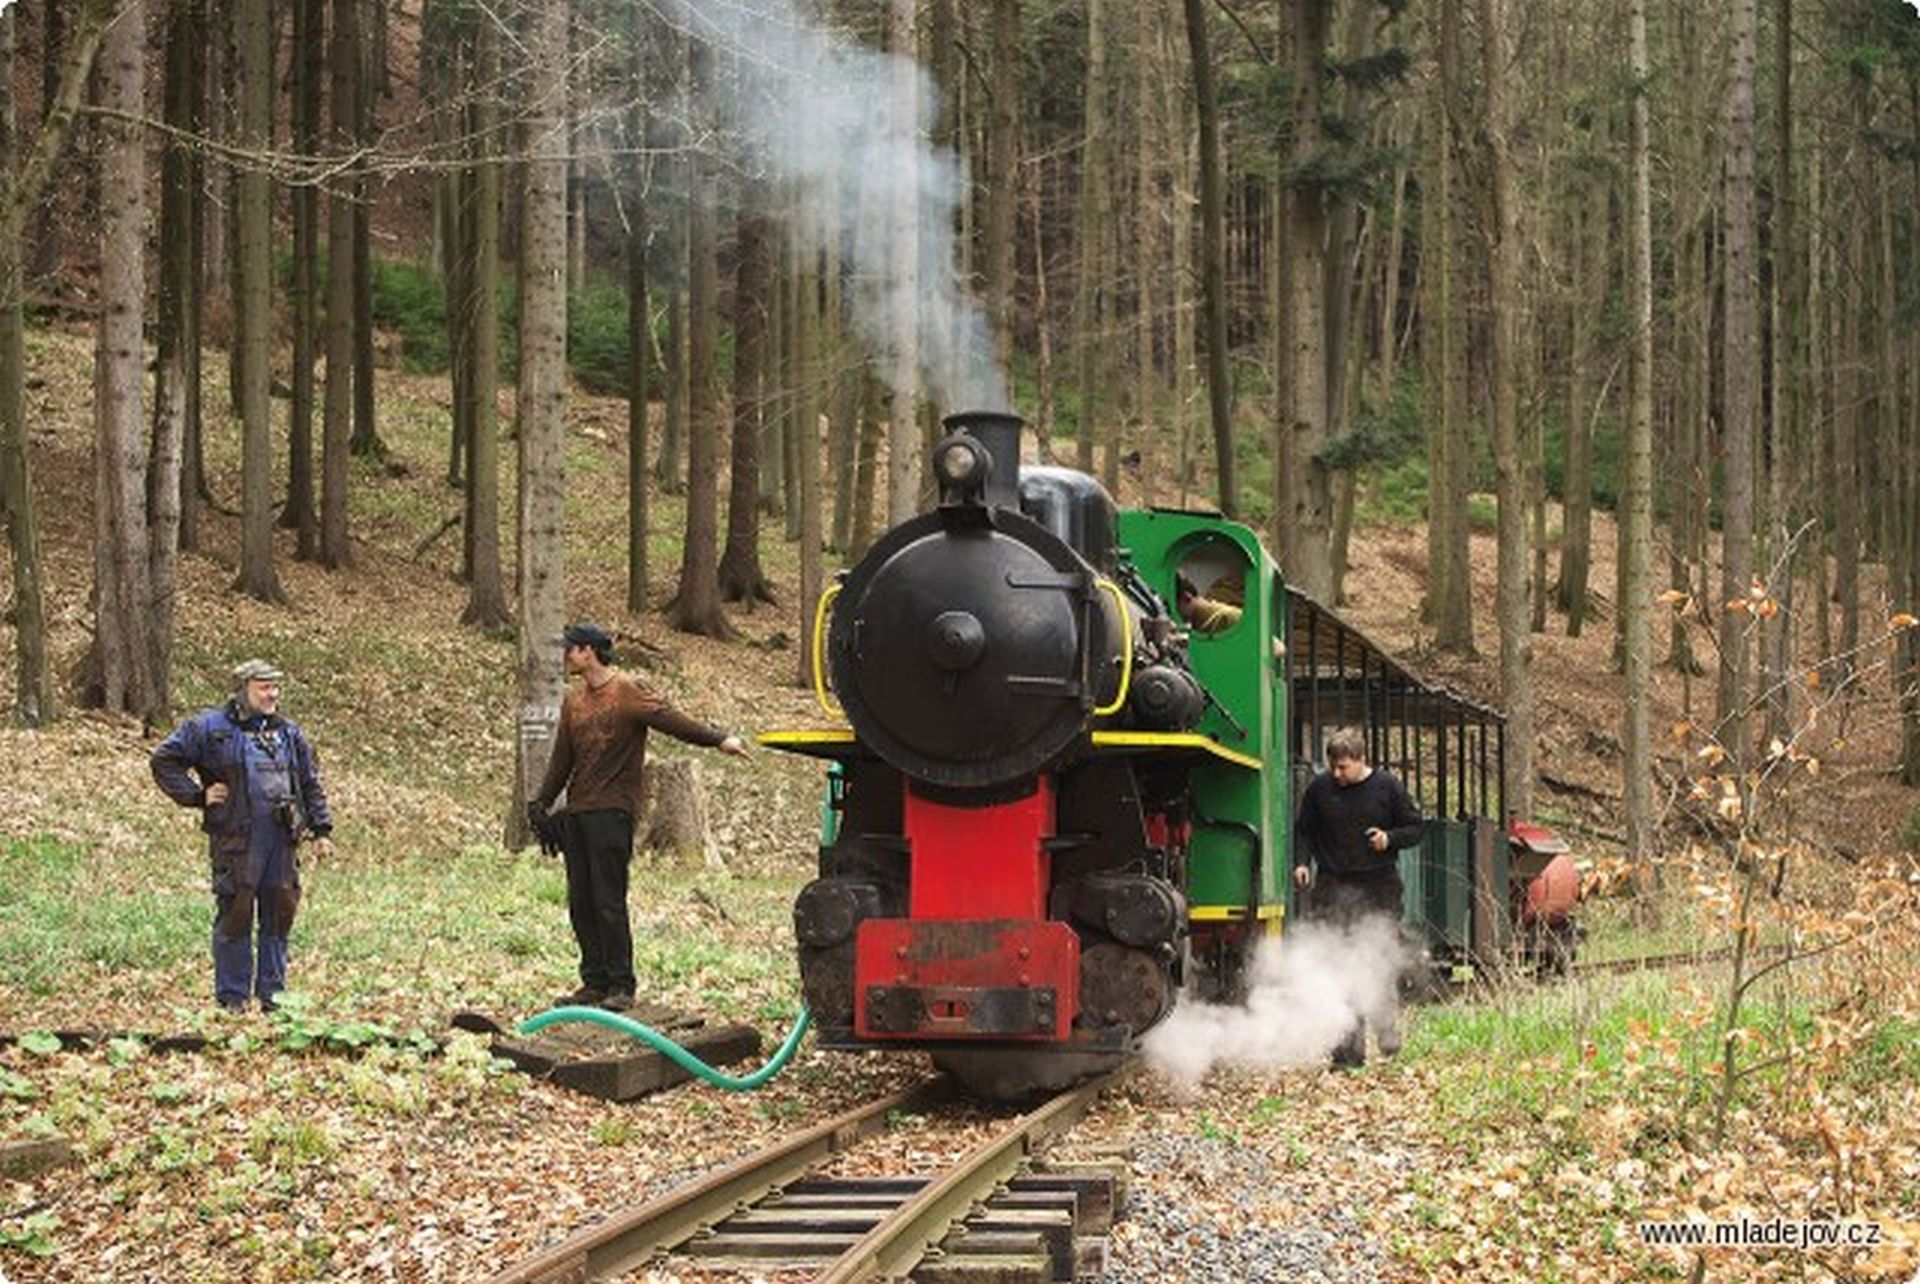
[1111,508,1291,997]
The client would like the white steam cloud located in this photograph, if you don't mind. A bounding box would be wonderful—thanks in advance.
[1144,920,1417,1087]
[659,0,1009,414]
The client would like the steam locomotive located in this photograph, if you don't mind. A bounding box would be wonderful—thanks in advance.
[762,411,1578,1097]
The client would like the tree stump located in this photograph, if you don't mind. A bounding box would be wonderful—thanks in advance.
[642,758,721,870]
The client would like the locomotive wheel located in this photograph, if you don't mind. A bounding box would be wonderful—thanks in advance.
[1187,933,1253,1005]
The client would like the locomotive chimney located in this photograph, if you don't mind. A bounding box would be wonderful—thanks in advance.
[939,410,1023,508]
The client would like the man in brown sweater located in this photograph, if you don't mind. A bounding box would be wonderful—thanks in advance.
[530,622,749,1011]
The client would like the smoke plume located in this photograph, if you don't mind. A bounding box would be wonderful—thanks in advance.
[1144,919,1418,1087]
[659,0,1008,413]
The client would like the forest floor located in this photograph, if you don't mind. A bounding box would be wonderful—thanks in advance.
[1,323,1917,1282]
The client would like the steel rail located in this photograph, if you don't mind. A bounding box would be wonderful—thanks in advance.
[486,1078,949,1284]
[814,1071,1119,1284]
[1569,942,1788,978]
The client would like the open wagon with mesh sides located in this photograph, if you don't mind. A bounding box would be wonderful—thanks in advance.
[1285,589,1580,979]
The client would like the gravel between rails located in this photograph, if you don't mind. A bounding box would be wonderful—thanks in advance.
[1103,1132,1390,1284]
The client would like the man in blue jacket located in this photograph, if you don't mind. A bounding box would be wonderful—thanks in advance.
[152,660,334,1012]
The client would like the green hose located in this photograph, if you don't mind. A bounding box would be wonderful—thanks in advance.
[516,1004,812,1092]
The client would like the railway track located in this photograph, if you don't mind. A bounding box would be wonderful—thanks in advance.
[1568,942,1789,978]
[487,1071,1124,1284]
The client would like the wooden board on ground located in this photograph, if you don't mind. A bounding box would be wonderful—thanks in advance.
[450,1003,762,1102]
[0,1136,77,1180]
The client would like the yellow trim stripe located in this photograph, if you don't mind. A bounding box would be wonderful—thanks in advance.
[759,728,856,747]
[810,584,845,719]
[1091,578,1133,717]
[1189,903,1285,922]
[1090,730,1263,770]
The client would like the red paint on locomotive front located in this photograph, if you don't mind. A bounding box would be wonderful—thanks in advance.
[850,777,1079,1041]
[904,776,1056,918]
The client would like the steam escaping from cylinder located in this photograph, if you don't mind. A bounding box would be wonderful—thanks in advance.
[1142,920,1418,1087]
[658,0,1009,414]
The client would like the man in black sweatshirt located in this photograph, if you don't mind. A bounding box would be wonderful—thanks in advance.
[1292,725,1425,1067]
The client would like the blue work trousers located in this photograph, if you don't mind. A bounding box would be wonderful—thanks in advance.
[212,830,300,1008]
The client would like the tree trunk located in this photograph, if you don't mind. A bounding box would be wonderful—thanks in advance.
[718,198,776,604]
[654,30,687,505]
[1322,0,1373,607]
[985,0,1018,376]
[827,264,855,555]
[884,0,921,527]
[1623,0,1655,868]
[321,0,358,567]
[761,257,788,526]
[1432,0,1472,652]
[1557,161,1605,636]
[1030,149,1057,457]
[1132,0,1161,496]
[1763,0,1794,741]
[147,0,201,712]
[284,0,320,558]
[1181,0,1234,516]
[658,284,686,496]
[1421,109,1450,628]
[1480,0,1532,819]
[510,0,571,849]
[28,0,65,283]
[461,11,507,631]
[1716,0,1758,764]
[233,0,283,604]
[1838,130,1864,693]
[779,256,802,540]
[851,371,883,559]
[86,0,158,720]
[641,759,716,869]
[0,0,110,725]
[1807,127,1831,670]
[173,0,206,558]
[669,41,732,639]
[1166,1,1195,506]
[795,239,823,690]
[1073,0,1108,477]
[624,11,650,617]
[445,11,473,575]
[349,0,383,463]
[202,0,229,321]
[1277,0,1335,603]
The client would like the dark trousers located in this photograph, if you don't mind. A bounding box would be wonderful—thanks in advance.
[212,834,300,1007]
[1312,870,1405,1061]
[560,809,637,995]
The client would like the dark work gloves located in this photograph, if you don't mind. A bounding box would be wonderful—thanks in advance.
[526,802,561,857]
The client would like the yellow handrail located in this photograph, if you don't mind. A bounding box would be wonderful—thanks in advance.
[811,582,845,719]
[1092,577,1132,717]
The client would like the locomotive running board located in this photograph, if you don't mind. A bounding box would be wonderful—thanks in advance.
[758,728,1263,770]
[757,728,864,759]
[1087,731,1262,770]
